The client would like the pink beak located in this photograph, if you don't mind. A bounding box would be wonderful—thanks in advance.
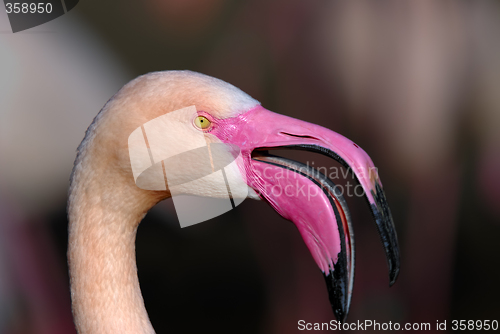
[213,106,400,322]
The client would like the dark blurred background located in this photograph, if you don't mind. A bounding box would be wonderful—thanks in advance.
[1,0,499,333]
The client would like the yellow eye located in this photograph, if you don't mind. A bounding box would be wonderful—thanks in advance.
[194,116,211,129]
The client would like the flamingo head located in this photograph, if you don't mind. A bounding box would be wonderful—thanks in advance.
[89,70,400,322]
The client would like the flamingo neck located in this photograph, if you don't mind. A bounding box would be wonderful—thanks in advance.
[68,155,162,334]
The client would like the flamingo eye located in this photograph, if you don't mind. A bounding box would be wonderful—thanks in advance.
[194,116,211,130]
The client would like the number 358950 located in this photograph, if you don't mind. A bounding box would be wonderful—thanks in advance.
[5,3,53,14]
[452,320,498,331]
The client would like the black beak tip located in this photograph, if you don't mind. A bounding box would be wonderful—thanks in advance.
[371,182,401,289]
[334,307,347,324]
[323,267,349,324]
[389,263,400,287]
[386,233,400,286]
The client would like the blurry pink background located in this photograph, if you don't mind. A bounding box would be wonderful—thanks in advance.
[0,0,499,333]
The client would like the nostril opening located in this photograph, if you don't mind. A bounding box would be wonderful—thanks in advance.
[280,132,319,140]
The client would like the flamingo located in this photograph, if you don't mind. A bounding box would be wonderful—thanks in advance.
[68,70,399,333]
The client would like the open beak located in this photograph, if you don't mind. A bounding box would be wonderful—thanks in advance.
[217,106,400,322]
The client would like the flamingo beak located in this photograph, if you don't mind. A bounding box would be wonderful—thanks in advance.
[217,106,400,322]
